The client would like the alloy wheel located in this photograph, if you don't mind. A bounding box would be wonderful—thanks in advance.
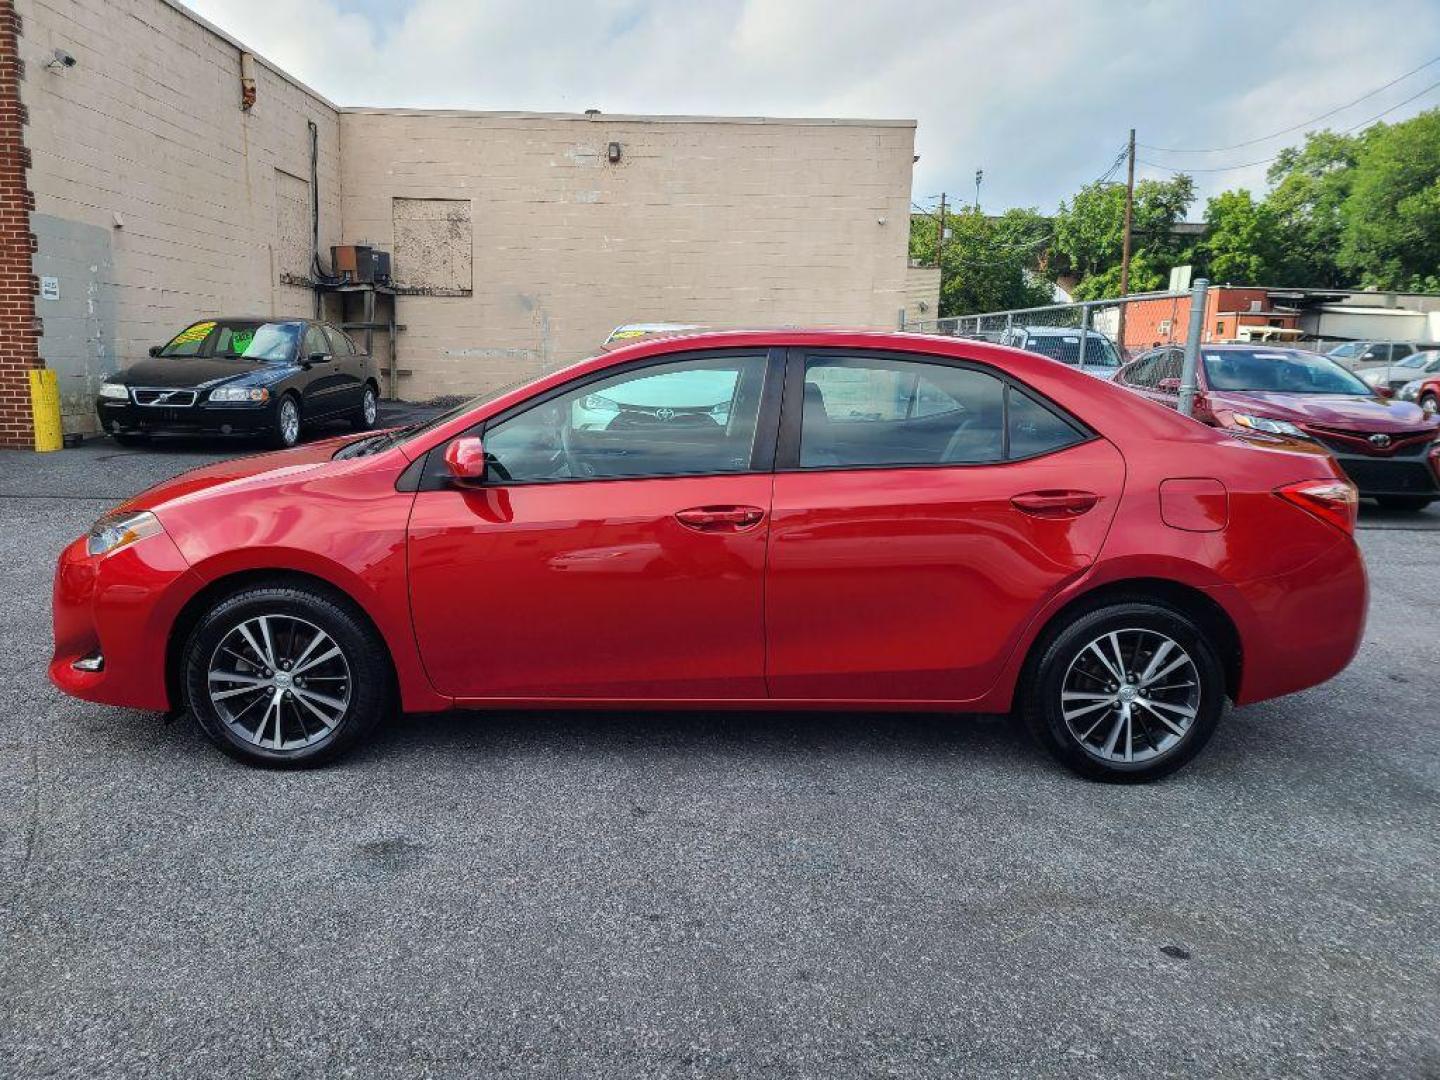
[206,614,351,751]
[280,398,300,445]
[1060,628,1201,764]
[363,388,378,425]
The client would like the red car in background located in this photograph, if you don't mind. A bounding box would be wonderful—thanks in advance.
[1397,369,1440,416]
[52,331,1367,783]
[1117,344,1440,511]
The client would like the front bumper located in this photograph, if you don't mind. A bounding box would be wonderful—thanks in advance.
[97,396,279,436]
[50,528,202,711]
[1330,448,1440,499]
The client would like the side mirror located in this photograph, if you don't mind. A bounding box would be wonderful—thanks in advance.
[148,345,163,358]
[444,436,487,483]
[1158,377,1182,393]
[306,352,331,366]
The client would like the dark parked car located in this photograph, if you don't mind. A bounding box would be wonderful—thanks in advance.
[1117,344,1440,510]
[96,317,381,448]
[998,325,1123,379]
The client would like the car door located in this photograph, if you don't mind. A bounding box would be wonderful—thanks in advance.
[764,348,1125,703]
[298,323,346,418]
[324,325,366,410]
[406,349,782,700]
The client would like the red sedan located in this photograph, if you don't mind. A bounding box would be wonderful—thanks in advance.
[52,330,1367,782]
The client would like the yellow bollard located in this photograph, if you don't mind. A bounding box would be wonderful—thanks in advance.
[28,368,63,453]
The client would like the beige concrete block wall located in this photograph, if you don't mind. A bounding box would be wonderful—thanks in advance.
[341,111,917,402]
[18,0,340,431]
[903,264,941,327]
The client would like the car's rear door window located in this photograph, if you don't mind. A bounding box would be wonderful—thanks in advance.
[483,353,770,482]
[797,354,1084,468]
[324,326,357,355]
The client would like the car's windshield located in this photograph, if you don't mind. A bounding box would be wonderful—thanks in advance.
[1203,349,1371,395]
[1327,342,1365,359]
[159,320,302,362]
[1024,333,1120,368]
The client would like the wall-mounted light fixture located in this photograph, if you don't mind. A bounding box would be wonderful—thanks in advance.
[45,48,77,71]
[607,142,622,164]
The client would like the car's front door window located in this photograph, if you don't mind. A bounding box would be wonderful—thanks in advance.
[483,353,769,482]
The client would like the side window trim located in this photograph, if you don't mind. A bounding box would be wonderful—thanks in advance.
[416,347,787,491]
[774,347,1092,473]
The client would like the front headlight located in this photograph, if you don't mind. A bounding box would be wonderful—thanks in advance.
[98,382,129,400]
[208,386,270,403]
[1398,380,1422,401]
[86,510,163,557]
[1231,413,1307,438]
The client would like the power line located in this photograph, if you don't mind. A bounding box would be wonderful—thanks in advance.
[1140,53,1440,153]
[1139,75,1440,174]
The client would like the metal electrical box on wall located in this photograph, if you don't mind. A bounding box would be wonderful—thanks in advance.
[39,276,60,300]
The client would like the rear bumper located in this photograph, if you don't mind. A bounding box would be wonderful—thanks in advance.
[50,530,201,711]
[1216,536,1368,705]
[97,397,279,436]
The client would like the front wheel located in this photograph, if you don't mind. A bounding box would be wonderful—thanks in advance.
[268,394,302,449]
[181,583,391,767]
[1375,495,1433,512]
[1023,601,1226,783]
[1420,392,1438,416]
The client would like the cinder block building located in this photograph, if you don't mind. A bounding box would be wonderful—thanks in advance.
[0,0,930,444]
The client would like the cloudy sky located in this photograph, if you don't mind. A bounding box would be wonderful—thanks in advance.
[187,0,1440,218]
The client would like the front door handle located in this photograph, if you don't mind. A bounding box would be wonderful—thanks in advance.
[675,505,766,532]
[1011,490,1099,517]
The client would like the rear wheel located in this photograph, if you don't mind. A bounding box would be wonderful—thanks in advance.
[181,584,391,767]
[1421,392,1438,416]
[1023,601,1226,783]
[1375,495,1433,512]
[269,394,301,449]
[351,383,379,431]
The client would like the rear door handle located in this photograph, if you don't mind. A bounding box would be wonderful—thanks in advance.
[675,505,766,532]
[1011,490,1099,517]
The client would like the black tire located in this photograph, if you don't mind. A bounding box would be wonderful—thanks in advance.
[268,393,302,449]
[112,433,149,448]
[181,583,391,767]
[1375,495,1433,512]
[1022,600,1226,783]
[351,382,379,431]
[1421,392,1438,416]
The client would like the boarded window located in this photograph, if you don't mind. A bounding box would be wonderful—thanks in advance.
[275,170,311,284]
[393,198,472,294]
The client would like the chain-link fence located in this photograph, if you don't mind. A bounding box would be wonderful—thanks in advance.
[904,282,1219,415]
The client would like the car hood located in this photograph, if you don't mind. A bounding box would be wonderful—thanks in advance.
[118,436,368,515]
[109,357,282,389]
[1206,390,1436,432]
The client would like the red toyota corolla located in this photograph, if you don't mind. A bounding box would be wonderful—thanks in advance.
[52,330,1367,781]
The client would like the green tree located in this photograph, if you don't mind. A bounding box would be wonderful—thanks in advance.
[1263,129,1361,287]
[1200,189,1285,283]
[1338,111,1440,289]
[910,206,1054,316]
[1050,175,1197,299]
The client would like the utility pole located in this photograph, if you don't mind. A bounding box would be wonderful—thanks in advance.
[936,192,947,266]
[1117,127,1137,348]
[974,169,983,210]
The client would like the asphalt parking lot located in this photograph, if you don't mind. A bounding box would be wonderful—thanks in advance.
[1,433,1437,1079]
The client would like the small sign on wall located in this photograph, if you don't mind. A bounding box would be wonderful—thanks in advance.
[39,276,60,301]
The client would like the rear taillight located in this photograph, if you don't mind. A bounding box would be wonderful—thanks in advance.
[1275,479,1359,535]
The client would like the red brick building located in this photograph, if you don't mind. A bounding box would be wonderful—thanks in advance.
[0,0,40,448]
[1115,286,1302,353]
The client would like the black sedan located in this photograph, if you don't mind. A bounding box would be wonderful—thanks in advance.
[96,317,381,448]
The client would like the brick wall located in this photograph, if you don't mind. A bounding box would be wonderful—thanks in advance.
[0,0,38,448]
